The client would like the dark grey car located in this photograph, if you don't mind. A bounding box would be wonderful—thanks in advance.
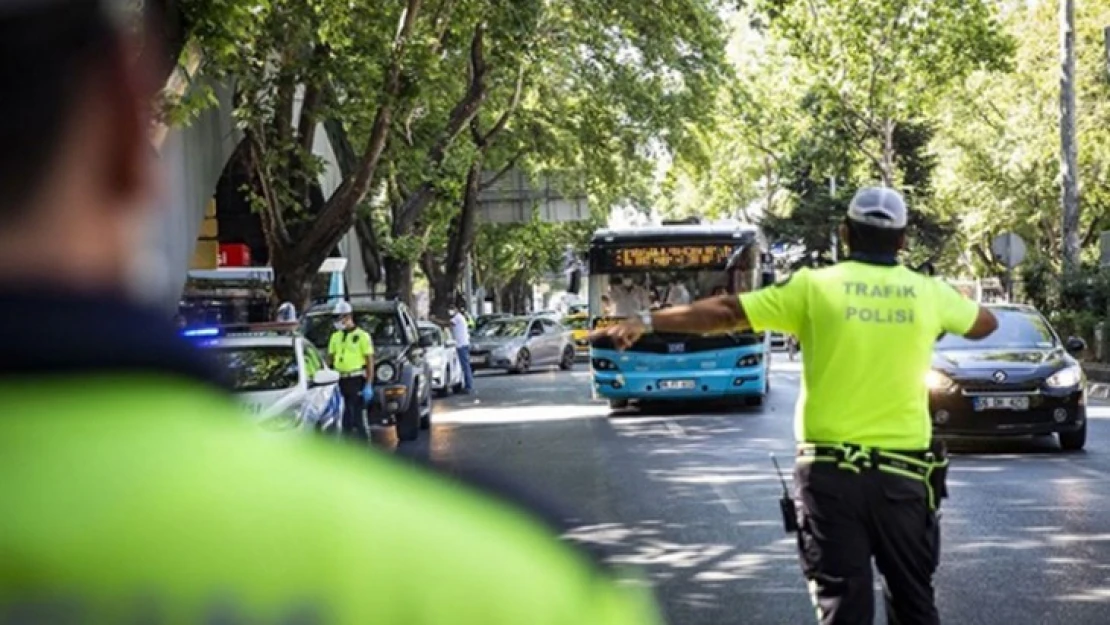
[302,299,434,441]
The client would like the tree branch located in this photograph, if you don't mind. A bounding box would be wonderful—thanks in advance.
[245,130,292,247]
[294,0,423,263]
[479,153,523,191]
[394,21,490,236]
[480,63,526,145]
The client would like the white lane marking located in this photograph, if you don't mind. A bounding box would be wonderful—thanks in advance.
[663,419,687,438]
[663,418,743,513]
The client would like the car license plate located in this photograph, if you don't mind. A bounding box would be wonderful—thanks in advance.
[471,354,487,365]
[659,379,696,390]
[974,396,1030,411]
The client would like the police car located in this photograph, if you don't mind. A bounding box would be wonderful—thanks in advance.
[184,323,344,433]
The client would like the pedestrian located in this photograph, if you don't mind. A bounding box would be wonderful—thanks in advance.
[0,3,661,623]
[436,302,474,394]
[327,300,374,438]
[593,187,999,625]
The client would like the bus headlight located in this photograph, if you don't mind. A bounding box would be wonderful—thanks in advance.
[736,354,763,368]
[1046,365,1083,389]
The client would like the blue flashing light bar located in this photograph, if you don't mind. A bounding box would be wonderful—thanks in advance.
[182,322,299,340]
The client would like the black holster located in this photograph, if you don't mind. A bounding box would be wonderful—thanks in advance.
[927,439,949,510]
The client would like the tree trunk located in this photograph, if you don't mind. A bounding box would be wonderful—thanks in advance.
[383,256,415,310]
[881,118,896,186]
[428,157,483,318]
[270,254,313,314]
[1060,0,1081,272]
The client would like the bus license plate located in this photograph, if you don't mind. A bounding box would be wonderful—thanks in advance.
[659,379,696,390]
[974,396,1029,411]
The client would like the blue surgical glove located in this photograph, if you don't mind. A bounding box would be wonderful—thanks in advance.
[361,384,374,403]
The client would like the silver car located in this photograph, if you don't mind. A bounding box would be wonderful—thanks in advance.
[468,316,576,374]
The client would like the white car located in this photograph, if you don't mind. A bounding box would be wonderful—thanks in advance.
[186,324,344,433]
[418,322,463,396]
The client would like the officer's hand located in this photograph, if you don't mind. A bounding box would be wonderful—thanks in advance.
[361,384,374,403]
[589,317,647,351]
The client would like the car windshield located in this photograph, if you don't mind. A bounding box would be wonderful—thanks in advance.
[476,319,528,338]
[563,316,588,330]
[304,311,406,348]
[937,309,1058,350]
[419,327,443,347]
[209,346,299,392]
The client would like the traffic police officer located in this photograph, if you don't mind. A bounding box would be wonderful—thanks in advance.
[595,187,999,625]
[0,2,660,623]
[328,300,374,438]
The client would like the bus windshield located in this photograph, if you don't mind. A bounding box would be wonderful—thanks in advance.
[599,270,728,317]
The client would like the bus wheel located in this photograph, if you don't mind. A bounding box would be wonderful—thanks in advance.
[609,399,629,411]
[745,395,765,408]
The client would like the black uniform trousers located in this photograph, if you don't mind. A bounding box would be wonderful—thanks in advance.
[795,459,941,625]
[337,375,368,438]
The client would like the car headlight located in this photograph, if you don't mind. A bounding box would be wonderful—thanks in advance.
[494,342,521,356]
[376,362,396,382]
[427,353,444,367]
[926,370,956,392]
[1046,364,1083,388]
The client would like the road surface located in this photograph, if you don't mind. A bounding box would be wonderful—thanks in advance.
[374,354,1110,625]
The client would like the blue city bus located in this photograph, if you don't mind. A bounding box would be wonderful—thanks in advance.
[587,222,775,411]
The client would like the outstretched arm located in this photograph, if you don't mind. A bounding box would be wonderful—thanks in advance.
[590,295,750,350]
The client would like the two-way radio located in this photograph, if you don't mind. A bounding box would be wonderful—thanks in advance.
[771,454,798,533]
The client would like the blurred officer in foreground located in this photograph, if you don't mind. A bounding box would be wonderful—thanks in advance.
[0,2,660,623]
[594,188,998,625]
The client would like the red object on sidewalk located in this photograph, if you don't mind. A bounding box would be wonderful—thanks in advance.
[218,244,252,267]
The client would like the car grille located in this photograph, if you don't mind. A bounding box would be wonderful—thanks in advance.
[958,380,1041,394]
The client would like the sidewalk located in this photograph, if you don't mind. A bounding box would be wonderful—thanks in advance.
[1083,362,1110,399]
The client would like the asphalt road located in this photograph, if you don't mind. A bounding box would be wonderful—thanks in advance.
[376,354,1110,625]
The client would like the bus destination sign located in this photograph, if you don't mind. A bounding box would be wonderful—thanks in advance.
[610,244,734,270]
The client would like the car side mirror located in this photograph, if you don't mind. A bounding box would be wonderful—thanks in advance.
[311,370,340,387]
[418,334,436,348]
[1065,337,1087,355]
[529,327,543,337]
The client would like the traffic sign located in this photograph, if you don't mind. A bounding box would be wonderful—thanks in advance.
[991,232,1027,269]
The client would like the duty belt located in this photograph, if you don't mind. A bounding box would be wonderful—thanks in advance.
[797,442,949,511]
[338,371,366,378]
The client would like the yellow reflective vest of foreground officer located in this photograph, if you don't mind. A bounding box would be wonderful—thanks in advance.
[740,261,979,450]
[0,375,660,624]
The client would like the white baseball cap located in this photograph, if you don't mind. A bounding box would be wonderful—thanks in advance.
[847,187,908,230]
[333,300,353,316]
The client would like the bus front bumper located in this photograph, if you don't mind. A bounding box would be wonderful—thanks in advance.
[593,367,766,400]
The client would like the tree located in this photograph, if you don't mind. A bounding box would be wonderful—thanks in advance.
[187,0,431,309]
[402,0,732,313]
[931,0,1110,280]
[756,0,1013,186]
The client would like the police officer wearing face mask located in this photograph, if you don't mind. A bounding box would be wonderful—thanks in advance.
[327,300,374,438]
[594,187,1000,625]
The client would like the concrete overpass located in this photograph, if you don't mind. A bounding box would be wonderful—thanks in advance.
[143,45,370,314]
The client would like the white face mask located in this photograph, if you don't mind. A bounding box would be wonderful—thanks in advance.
[334,320,346,330]
[622,278,633,288]
[448,309,457,317]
